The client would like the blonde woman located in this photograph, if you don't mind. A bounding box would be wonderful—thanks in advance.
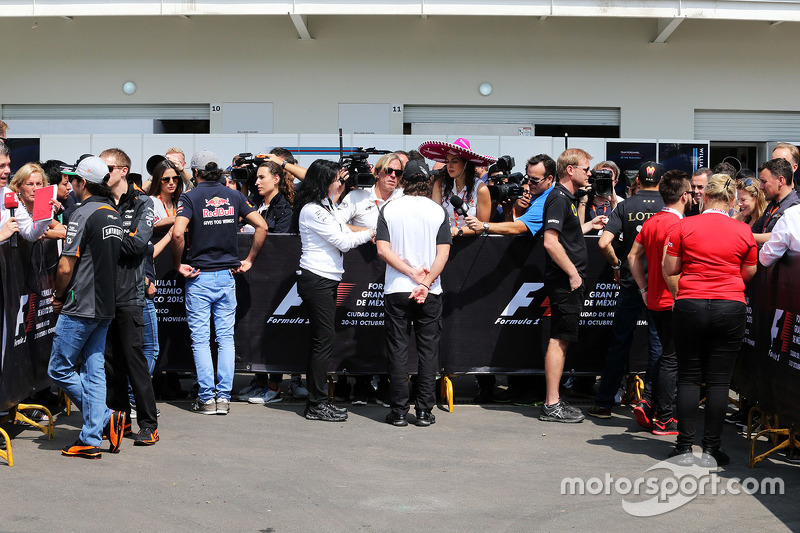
[733,175,766,227]
[10,162,65,239]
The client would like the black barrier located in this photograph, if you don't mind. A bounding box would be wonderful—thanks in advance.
[153,234,650,375]
[3,235,797,427]
[734,251,800,427]
[0,239,59,412]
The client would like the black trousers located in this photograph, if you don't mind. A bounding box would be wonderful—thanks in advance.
[384,292,442,417]
[105,304,158,430]
[651,309,677,421]
[297,269,338,405]
[673,299,746,450]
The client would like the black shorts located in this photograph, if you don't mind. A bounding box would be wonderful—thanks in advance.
[548,284,585,342]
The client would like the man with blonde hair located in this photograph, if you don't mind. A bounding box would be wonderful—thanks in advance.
[539,148,607,423]
[165,147,194,191]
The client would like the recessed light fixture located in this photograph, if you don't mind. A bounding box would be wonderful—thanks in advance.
[122,81,137,95]
[479,82,493,96]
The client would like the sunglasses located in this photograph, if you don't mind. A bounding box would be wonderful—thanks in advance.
[108,165,128,172]
[739,178,755,187]
[383,168,403,177]
[161,176,179,183]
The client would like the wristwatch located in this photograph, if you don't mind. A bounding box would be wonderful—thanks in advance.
[281,160,288,169]
[611,261,621,270]
[482,222,490,235]
[457,228,464,237]
[638,286,647,294]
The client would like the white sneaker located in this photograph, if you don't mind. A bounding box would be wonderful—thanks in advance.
[238,386,264,402]
[290,380,309,399]
[248,388,282,404]
[216,398,230,415]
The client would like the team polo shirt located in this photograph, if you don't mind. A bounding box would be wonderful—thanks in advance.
[176,181,255,271]
[752,189,800,233]
[518,185,554,236]
[338,185,403,228]
[61,196,123,319]
[635,208,682,311]
[602,189,664,289]
[665,211,757,304]
[542,182,586,285]
[376,195,451,295]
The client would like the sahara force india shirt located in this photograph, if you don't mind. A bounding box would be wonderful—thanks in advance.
[176,181,255,271]
[61,196,123,319]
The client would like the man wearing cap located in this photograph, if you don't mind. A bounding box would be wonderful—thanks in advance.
[0,140,50,242]
[376,160,450,427]
[172,150,267,415]
[48,156,126,459]
[539,149,607,423]
[99,148,160,445]
[588,161,665,424]
[752,158,800,245]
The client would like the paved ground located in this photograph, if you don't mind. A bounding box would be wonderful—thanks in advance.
[1,375,798,532]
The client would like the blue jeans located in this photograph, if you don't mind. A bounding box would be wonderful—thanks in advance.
[129,298,159,404]
[47,315,112,447]
[185,270,237,401]
[596,284,663,409]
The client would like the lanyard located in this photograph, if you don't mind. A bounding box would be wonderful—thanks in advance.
[158,195,176,218]
[764,203,780,227]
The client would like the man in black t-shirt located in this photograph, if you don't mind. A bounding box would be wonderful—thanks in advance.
[172,151,267,415]
[539,149,607,423]
[589,161,665,422]
[48,156,126,459]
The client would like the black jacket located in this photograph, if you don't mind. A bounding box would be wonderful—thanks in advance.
[261,192,292,233]
[111,183,154,306]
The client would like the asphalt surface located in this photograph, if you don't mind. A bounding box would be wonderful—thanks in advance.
[1,375,798,532]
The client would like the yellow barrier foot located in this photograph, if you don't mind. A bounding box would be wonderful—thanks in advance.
[0,427,13,467]
[16,404,55,441]
[438,375,454,413]
[747,406,800,468]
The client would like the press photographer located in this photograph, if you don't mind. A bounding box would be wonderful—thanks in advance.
[577,161,621,223]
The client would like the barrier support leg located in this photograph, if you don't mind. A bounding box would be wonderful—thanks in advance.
[747,406,800,468]
[0,409,14,466]
[15,404,54,441]
[57,389,71,416]
[624,375,644,405]
[327,375,335,402]
[439,375,453,413]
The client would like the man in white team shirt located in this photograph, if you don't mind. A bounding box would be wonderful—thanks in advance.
[376,160,451,427]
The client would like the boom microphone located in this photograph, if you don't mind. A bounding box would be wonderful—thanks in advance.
[3,191,19,248]
[449,195,468,217]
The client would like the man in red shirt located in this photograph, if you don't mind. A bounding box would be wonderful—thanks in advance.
[628,170,691,435]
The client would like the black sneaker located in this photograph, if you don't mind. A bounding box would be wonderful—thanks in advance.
[667,445,695,466]
[698,447,730,468]
[385,412,408,427]
[587,405,612,419]
[305,403,348,422]
[539,399,585,423]
[328,403,348,416]
[62,440,102,459]
[352,391,368,406]
[633,399,653,430]
[414,410,436,427]
[132,427,159,446]
[652,418,679,436]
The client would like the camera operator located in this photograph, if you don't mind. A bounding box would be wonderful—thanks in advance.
[584,161,623,220]
[588,161,664,420]
[465,154,555,237]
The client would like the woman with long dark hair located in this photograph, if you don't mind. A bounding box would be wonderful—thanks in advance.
[294,159,374,422]
[419,138,495,236]
[147,159,183,231]
[663,174,757,466]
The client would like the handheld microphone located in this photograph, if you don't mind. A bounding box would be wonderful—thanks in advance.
[4,192,19,248]
[449,195,468,218]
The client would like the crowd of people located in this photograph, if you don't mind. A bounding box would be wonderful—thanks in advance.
[1,123,799,463]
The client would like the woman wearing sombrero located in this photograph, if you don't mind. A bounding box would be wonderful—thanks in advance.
[419,138,496,236]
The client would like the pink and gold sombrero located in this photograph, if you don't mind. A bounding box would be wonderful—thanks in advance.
[418,138,497,166]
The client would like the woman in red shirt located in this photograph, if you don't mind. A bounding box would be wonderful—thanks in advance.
[663,174,757,467]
